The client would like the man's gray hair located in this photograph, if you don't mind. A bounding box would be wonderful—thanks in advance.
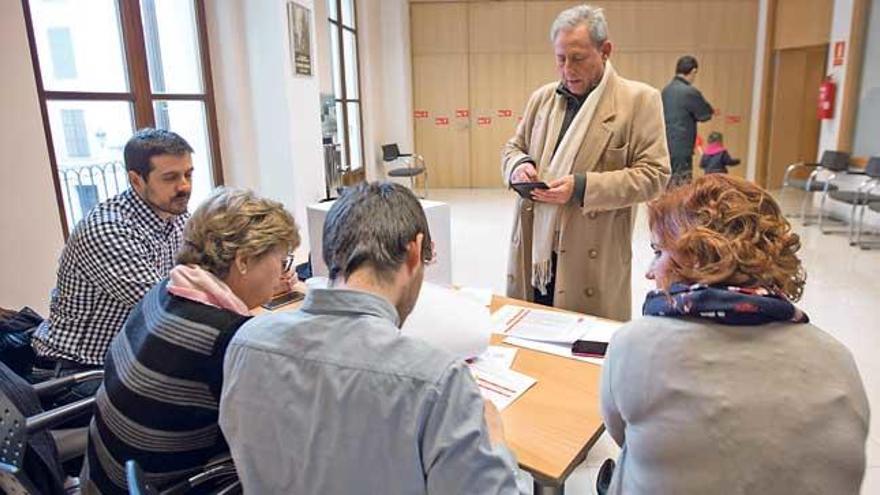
[550,4,609,45]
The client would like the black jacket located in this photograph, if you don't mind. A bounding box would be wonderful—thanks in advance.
[661,76,713,160]
[700,150,741,174]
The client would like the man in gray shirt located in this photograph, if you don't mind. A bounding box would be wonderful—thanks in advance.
[220,182,524,494]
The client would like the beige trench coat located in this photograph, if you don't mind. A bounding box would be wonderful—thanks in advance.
[501,70,670,321]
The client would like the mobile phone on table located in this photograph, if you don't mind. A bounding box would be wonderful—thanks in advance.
[261,291,305,311]
[571,340,608,358]
[510,181,549,200]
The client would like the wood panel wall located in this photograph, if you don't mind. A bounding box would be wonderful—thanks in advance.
[412,0,759,187]
[773,0,833,50]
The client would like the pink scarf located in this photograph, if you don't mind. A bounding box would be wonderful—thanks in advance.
[167,265,250,316]
[703,142,726,156]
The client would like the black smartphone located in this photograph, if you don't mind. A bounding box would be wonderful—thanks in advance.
[511,181,550,200]
[261,291,305,311]
[571,340,608,358]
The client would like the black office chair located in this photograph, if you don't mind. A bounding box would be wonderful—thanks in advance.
[125,455,241,495]
[0,362,103,495]
[781,150,850,225]
[820,157,880,243]
[382,143,428,198]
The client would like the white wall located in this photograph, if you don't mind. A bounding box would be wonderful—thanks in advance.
[852,0,880,157]
[358,0,413,181]
[206,0,326,259]
[818,0,855,156]
[0,1,65,314]
[746,0,771,182]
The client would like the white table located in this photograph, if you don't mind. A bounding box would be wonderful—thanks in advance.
[306,199,452,284]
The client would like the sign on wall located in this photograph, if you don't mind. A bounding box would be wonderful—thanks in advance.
[833,41,846,67]
[288,2,313,76]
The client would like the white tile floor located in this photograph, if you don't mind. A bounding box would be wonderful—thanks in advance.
[428,188,880,494]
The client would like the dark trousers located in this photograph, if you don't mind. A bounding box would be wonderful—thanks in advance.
[532,252,558,307]
[670,156,694,187]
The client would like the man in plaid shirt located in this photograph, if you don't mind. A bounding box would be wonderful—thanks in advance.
[32,129,194,388]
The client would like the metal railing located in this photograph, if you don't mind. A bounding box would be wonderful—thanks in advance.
[59,160,128,226]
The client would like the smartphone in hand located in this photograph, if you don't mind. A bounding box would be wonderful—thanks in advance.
[261,291,305,311]
[510,181,549,200]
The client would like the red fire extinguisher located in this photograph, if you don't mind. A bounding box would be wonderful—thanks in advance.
[818,76,836,120]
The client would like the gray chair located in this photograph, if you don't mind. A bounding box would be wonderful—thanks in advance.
[821,157,880,244]
[859,201,880,249]
[382,143,428,198]
[782,150,850,225]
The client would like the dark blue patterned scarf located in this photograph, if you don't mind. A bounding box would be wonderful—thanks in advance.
[642,283,809,326]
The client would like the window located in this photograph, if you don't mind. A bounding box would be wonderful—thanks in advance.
[327,0,364,171]
[61,109,89,157]
[23,0,223,235]
[47,27,76,79]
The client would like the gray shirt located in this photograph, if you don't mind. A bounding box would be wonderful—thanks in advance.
[220,288,523,494]
[601,316,870,494]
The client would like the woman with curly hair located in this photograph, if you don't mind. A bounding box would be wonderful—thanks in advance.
[598,174,869,494]
[82,188,300,494]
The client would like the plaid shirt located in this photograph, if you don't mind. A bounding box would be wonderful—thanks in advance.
[32,189,188,365]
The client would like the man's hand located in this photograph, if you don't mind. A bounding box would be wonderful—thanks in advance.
[483,399,506,447]
[532,175,574,204]
[511,162,538,183]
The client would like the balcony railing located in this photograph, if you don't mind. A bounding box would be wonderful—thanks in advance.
[59,160,128,226]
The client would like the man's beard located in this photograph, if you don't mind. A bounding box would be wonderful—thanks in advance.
[152,193,190,216]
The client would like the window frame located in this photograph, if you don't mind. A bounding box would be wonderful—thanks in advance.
[21,0,224,238]
[328,0,365,171]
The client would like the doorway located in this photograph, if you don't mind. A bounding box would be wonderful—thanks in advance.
[762,44,827,188]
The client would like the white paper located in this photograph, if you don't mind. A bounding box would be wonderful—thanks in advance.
[474,346,518,369]
[303,279,492,359]
[469,361,537,410]
[401,282,492,359]
[503,336,604,365]
[458,287,493,307]
[501,314,623,365]
[491,305,586,344]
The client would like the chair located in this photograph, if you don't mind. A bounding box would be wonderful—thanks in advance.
[125,455,240,495]
[857,201,880,249]
[382,143,428,198]
[782,150,850,225]
[0,362,103,495]
[821,157,880,243]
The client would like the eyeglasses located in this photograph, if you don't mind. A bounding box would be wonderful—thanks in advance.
[282,252,295,272]
[423,241,437,266]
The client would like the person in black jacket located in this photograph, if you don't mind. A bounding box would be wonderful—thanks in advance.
[661,55,714,185]
[700,131,741,174]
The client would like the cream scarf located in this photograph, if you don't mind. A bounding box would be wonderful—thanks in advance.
[532,62,613,295]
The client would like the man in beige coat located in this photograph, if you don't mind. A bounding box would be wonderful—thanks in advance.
[502,5,670,321]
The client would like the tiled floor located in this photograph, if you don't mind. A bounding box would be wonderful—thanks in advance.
[429,188,879,494]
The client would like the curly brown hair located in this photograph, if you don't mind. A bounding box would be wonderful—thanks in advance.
[647,174,805,301]
[176,187,300,278]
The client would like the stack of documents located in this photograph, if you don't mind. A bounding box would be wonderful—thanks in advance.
[491,305,622,365]
[469,346,536,410]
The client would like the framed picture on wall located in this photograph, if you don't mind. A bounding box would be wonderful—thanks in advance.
[288,1,312,77]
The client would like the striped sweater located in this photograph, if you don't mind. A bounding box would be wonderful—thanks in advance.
[83,278,251,494]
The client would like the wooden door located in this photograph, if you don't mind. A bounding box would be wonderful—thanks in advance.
[411,0,759,188]
[764,45,826,188]
[468,1,527,188]
[411,2,470,188]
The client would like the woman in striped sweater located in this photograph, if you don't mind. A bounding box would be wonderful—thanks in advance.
[81,187,300,494]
